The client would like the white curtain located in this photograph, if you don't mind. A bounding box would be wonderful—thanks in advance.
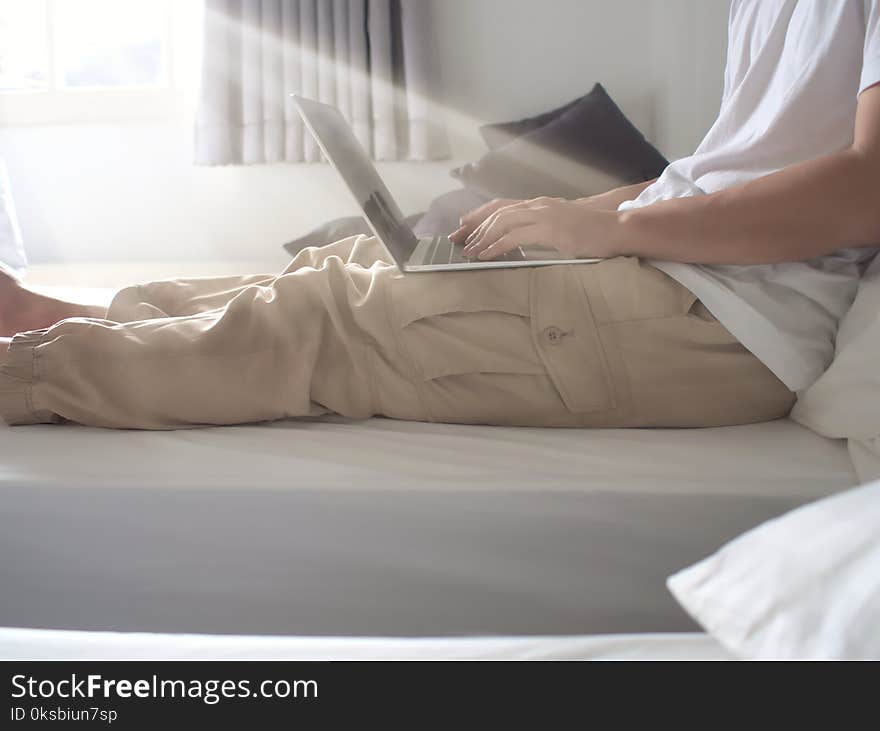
[196,0,449,164]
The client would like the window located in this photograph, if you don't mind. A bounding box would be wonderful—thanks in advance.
[0,0,198,124]
[0,0,49,91]
[54,0,169,89]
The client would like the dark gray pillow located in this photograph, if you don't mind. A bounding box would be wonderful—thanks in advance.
[452,83,669,200]
[478,96,581,150]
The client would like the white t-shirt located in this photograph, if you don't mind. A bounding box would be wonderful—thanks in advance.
[620,0,880,393]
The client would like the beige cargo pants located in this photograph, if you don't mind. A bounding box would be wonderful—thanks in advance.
[0,236,794,429]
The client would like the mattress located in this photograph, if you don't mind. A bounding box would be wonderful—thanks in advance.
[0,416,856,638]
[0,627,731,661]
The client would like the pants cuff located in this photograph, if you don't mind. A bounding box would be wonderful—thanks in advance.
[0,329,59,425]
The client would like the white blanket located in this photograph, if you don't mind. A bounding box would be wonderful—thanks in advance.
[0,627,730,661]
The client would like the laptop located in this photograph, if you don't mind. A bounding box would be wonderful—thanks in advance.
[293,95,603,272]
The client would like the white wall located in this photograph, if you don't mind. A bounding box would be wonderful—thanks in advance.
[431,0,730,160]
[430,0,657,161]
[650,0,730,160]
[0,0,729,266]
[0,121,456,266]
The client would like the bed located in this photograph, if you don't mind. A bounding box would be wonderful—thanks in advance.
[0,274,861,660]
[0,415,856,657]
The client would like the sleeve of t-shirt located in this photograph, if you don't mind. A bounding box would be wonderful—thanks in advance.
[861,0,880,94]
[720,1,741,109]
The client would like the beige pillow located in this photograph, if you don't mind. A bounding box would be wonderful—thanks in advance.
[791,254,880,482]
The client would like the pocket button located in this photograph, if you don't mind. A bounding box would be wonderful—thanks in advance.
[543,326,568,345]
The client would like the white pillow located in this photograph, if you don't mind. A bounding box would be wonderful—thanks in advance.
[791,254,880,482]
[667,480,880,659]
[0,159,27,272]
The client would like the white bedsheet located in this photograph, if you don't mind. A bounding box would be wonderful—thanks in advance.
[0,416,853,497]
[0,627,731,661]
[0,417,856,639]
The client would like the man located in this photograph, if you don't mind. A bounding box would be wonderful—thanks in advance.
[1,0,879,430]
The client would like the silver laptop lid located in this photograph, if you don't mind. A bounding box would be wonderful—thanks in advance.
[293,95,418,268]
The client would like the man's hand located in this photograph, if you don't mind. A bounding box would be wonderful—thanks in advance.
[448,198,521,246]
[448,83,880,266]
[455,196,619,261]
[447,180,656,261]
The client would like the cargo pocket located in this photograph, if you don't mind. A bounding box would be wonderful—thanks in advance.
[684,296,742,345]
[389,268,544,383]
[391,268,532,329]
[530,265,616,414]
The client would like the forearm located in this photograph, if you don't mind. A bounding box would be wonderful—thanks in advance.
[612,150,880,264]
[577,179,656,211]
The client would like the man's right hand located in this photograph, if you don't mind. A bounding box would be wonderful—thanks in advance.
[448,198,522,246]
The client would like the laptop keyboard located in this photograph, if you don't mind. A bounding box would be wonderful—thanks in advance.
[426,236,526,264]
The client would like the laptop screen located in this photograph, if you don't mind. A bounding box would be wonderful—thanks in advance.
[294,96,419,266]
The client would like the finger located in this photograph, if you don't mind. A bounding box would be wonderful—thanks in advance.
[460,198,514,227]
[448,225,469,243]
[463,204,529,250]
[477,225,546,260]
[463,216,494,250]
[464,209,539,256]
[453,199,518,242]
[463,199,549,248]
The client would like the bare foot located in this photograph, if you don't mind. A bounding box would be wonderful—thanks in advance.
[0,262,104,336]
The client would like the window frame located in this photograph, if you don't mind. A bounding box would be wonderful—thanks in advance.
[0,0,194,125]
